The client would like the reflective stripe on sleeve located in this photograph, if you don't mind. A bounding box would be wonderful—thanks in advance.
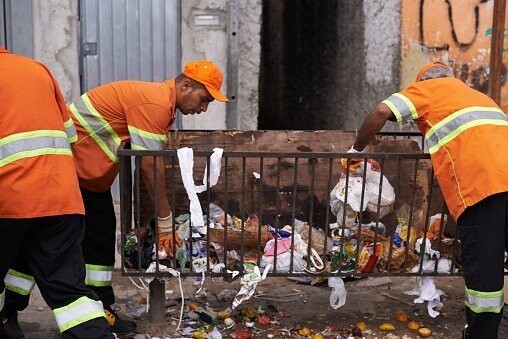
[425,107,508,154]
[465,287,504,313]
[85,264,113,287]
[0,130,72,167]
[69,93,121,163]
[53,296,106,333]
[64,117,77,143]
[4,269,35,295]
[128,125,166,151]
[382,93,418,122]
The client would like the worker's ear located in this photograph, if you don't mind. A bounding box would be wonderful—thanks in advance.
[181,78,193,94]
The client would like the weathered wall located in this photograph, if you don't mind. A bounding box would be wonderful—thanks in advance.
[181,0,261,130]
[238,0,262,129]
[258,0,401,130]
[181,0,228,130]
[401,0,507,111]
[32,0,80,103]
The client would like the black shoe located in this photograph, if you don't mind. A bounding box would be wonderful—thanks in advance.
[104,306,136,335]
[1,315,25,339]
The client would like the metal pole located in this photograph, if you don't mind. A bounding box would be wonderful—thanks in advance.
[149,278,166,323]
[488,0,506,105]
[226,0,239,129]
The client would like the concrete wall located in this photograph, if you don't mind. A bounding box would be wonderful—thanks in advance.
[180,0,261,130]
[32,0,80,103]
[237,0,262,129]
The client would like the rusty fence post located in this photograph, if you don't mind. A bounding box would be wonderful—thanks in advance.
[488,0,507,105]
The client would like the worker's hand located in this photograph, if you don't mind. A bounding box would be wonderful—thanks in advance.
[155,214,182,259]
[340,146,364,174]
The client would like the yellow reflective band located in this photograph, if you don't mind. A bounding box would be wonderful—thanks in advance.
[53,296,106,333]
[128,125,167,150]
[85,264,113,287]
[465,287,504,314]
[64,117,77,143]
[0,130,72,167]
[81,94,122,147]
[0,288,5,311]
[426,106,504,140]
[382,99,402,122]
[69,102,118,163]
[4,269,35,295]
[395,93,418,119]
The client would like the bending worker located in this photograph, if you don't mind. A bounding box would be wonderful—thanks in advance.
[343,62,508,339]
[0,47,114,338]
[3,60,228,335]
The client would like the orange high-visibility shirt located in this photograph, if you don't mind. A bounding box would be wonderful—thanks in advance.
[383,77,508,220]
[68,80,176,192]
[0,47,84,218]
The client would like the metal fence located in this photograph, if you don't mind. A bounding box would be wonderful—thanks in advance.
[117,131,470,321]
[118,132,461,277]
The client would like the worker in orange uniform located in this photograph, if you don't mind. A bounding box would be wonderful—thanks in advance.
[343,62,508,339]
[3,60,228,335]
[0,47,115,338]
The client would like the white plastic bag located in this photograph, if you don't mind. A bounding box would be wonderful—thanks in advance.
[330,163,395,227]
[328,276,347,309]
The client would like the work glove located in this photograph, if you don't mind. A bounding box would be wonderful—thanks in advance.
[156,214,182,259]
[340,146,364,174]
[340,146,381,174]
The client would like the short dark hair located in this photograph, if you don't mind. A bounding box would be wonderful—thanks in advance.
[175,73,206,90]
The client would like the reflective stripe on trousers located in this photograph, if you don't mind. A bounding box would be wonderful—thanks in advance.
[0,130,72,167]
[465,287,504,313]
[68,93,121,163]
[85,264,113,287]
[53,296,106,333]
[4,269,35,295]
[0,287,5,311]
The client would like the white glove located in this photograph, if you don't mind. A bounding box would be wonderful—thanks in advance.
[157,213,173,233]
[347,145,362,153]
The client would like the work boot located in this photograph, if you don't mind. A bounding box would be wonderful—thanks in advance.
[104,306,136,335]
[1,314,25,339]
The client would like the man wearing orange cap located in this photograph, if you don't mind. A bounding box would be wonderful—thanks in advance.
[4,60,228,335]
[343,62,508,338]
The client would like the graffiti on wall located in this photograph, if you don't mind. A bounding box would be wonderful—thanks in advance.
[401,0,507,111]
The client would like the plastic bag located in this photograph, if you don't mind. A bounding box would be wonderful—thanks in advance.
[275,251,306,273]
[330,163,395,228]
[328,276,347,309]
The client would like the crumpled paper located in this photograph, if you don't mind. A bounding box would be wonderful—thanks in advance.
[177,147,223,230]
[404,276,443,318]
[232,265,271,309]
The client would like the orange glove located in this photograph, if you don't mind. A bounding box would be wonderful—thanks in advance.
[156,214,182,258]
[340,157,363,173]
[340,146,364,173]
[157,232,182,257]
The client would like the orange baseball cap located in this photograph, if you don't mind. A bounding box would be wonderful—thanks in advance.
[183,60,229,102]
[416,61,453,82]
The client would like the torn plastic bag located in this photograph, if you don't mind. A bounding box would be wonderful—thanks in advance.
[328,276,347,309]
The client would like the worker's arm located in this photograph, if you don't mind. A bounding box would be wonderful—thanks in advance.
[353,102,396,151]
[140,156,171,219]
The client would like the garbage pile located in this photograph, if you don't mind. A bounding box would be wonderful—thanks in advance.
[121,155,460,336]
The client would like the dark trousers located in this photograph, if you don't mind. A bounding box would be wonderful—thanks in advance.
[0,215,113,338]
[80,187,117,307]
[458,192,508,339]
[3,188,117,315]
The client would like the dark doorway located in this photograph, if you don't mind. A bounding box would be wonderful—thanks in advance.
[258,0,366,130]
